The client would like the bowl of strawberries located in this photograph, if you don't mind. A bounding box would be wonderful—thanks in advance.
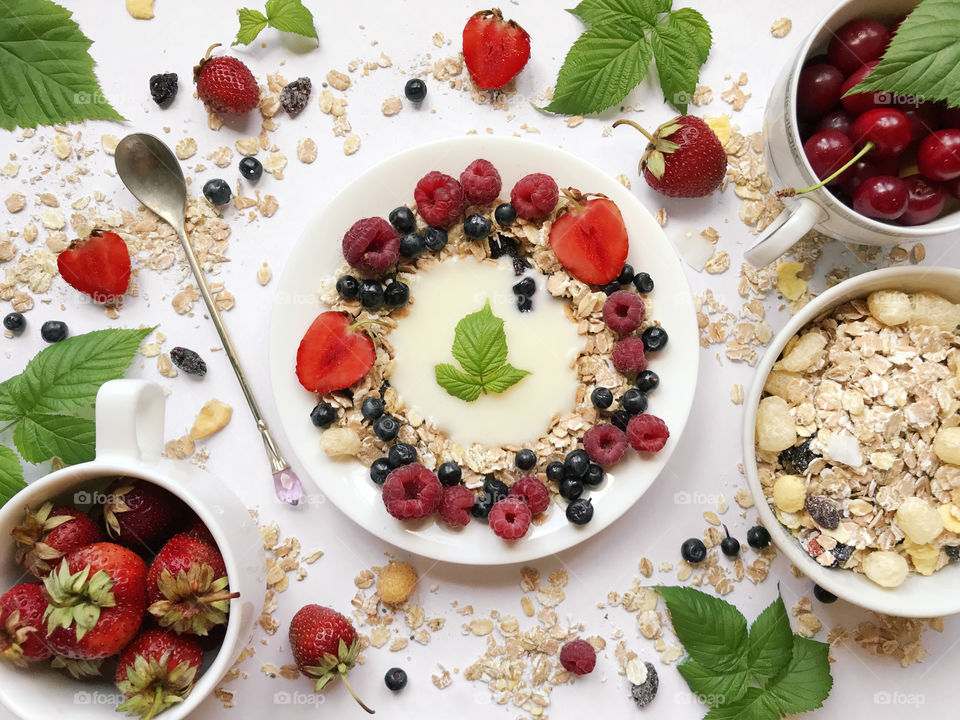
[0,380,265,720]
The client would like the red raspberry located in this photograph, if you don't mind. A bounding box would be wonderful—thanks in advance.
[582,424,628,466]
[626,414,670,453]
[342,217,400,273]
[487,498,532,540]
[510,173,559,220]
[508,476,550,515]
[438,485,475,527]
[382,464,442,520]
[603,291,646,334]
[612,337,648,375]
[559,639,596,675]
[460,159,503,205]
[414,171,465,228]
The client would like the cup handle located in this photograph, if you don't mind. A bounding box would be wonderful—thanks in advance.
[744,197,827,267]
[95,379,166,463]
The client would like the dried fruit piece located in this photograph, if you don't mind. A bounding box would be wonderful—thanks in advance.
[867,289,911,326]
[804,494,840,530]
[776,261,806,301]
[376,560,418,604]
[909,291,960,331]
[756,396,796,452]
[895,497,943,545]
[780,332,826,372]
[862,550,908,588]
[772,475,805,513]
[189,399,233,440]
[934,427,960,466]
[280,77,312,115]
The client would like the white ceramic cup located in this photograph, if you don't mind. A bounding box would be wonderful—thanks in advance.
[744,0,960,267]
[0,379,266,720]
[743,266,960,617]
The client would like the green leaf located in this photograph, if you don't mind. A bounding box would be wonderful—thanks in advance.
[703,688,781,720]
[763,636,833,714]
[0,377,21,422]
[567,0,666,27]
[0,445,26,507]
[264,0,317,39]
[677,658,750,708]
[12,327,153,417]
[667,7,711,65]
[451,302,508,380]
[747,595,794,681]
[14,413,95,465]
[435,364,484,402]
[845,0,960,108]
[482,364,530,394]
[650,23,701,113]
[0,0,125,130]
[233,8,269,46]
[657,586,748,672]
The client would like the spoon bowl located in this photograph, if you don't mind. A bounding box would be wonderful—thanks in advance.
[114,134,187,232]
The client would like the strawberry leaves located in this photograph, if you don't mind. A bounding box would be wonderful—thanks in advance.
[233,0,318,46]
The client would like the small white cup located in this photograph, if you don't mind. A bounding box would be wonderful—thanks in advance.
[745,0,960,267]
[0,380,266,720]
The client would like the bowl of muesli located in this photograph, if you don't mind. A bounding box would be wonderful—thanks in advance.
[268,136,699,564]
[744,266,960,616]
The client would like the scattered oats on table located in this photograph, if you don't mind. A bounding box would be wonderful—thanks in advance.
[175,138,197,160]
[296,138,318,164]
[692,85,713,105]
[344,134,361,155]
[257,262,272,285]
[704,250,730,274]
[771,17,793,37]
[5,193,25,213]
[235,137,259,156]
[381,96,403,116]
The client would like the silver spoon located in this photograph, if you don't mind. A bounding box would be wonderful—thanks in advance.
[115,133,303,505]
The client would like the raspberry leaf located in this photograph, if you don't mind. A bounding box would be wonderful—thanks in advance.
[657,586,748,671]
[434,364,484,402]
[482,364,530,394]
[234,9,269,45]
[747,595,794,681]
[761,636,833,714]
[676,658,751,707]
[14,413,96,465]
[567,0,666,26]
[233,0,318,46]
[0,445,26,508]
[650,24,702,114]
[667,7,712,65]
[702,688,782,720]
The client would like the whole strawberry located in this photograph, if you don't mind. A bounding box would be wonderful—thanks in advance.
[146,533,238,635]
[615,116,726,198]
[194,44,259,115]
[12,502,104,578]
[289,604,373,713]
[43,542,147,660]
[0,583,52,666]
[102,479,183,550]
[56,229,131,305]
[115,629,204,719]
[462,8,531,89]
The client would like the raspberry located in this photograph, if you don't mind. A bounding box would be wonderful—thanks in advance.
[438,485,475,527]
[375,560,418,604]
[612,337,648,375]
[342,217,400,273]
[460,159,503,205]
[510,173,559,220]
[559,639,596,675]
[414,171,465,228]
[508,476,550,515]
[487,498,532,540]
[602,291,646,334]
[626,413,670,453]
[582,424,628,466]
[381,463,442,520]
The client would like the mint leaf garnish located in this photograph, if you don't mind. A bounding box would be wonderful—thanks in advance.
[14,413,95,465]
[677,658,751,707]
[657,586,748,672]
[0,0,125,130]
[435,301,530,402]
[0,446,26,507]
[763,636,833,715]
[747,595,794,681]
[233,0,318,46]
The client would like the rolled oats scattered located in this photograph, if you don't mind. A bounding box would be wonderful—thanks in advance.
[381,96,403,116]
[704,249,730,274]
[326,69,351,91]
[692,85,713,105]
[235,137,260,156]
[256,262,272,285]
[343,134,361,155]
[5,193,24,213]
[771,17,792,37]
[175,137,197,160]
[296,138,318,163]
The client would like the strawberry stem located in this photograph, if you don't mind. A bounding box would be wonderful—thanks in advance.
[612,119,655,143]
[340,671,374,714]
[779,142,873,198]
[348,318,391,333]
[145,686,164,720]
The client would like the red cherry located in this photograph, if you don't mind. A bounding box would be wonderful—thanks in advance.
[828,18,890,75]
[840,61,888,115]
[850,108,911,156]
[816,109,854,137]
[803,131,854,185]
[852,175,909,220]
[898,174,946,225]
[901,103,939,143]
[917,129,960,181]
[943,176,960,199]
[797,64,845,120]
[840,155,900,196]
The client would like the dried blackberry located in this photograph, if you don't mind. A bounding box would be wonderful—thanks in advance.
[149,73,178,106]
[832,543,853,564]
[280,77,312,115]
[512,256,532,275]
[488,236,504,258]
[947,545,960,562]
[804,494,840,530]
[778,437,819,474]
[629,662,658,707]
[169,346,207,376]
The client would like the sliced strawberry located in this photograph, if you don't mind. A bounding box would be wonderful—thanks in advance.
[56,229,131,304]
[462,9,531,90]
[549,196,629,285]
[296,312,376,393]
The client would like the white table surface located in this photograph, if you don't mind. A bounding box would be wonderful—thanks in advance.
[2,1,958,718]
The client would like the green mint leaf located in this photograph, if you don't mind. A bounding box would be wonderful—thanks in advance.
[435,364,484,402]
[667,7,712,65]
[677,658,750,708]
[703,688,781,720]
[233,8,269,46]
[567,0,666,27]
[846,0,960,108]
[451,301,508,380]
[762,635,833,714]
[12,327,154,417]
[0,377,21,423]
[0,0,125,130]
[0,445,26,508]
[650,24,701,114]
[747,595,794,681]
[14,413,95,465]
[481,364,530,394]
[265,0,318,40]
[657,586,748,672]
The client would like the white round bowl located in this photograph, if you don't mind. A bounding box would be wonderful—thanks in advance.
[743,266,960,617]
[0,380,266,719]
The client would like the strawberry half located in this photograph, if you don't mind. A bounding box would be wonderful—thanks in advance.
[462,9,531,90]
[56,229,131,305]
[549,194,629,285]
[295,311,377,394]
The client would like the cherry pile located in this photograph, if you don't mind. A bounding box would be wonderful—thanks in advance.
[797,16,960,225]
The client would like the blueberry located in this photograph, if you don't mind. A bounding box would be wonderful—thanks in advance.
[404,78,427,103]
[374,414,400,442]
[310,403,336,428]
[202,178,231,206]
[370,458,392,485]
[546,461,565,483]
[813,584,837,604]
[40,320,68,343]
[388,443,417,468]
[423,226,448,251]
[611,410,631,431]
[618,264,635,285]
[746,525,771,550]
[359,280,384,310]
[564,449,590,478]
[361,396,385,421]
[483,477,509,503]
[464,213,491,239]
[591,387,613,409]
[566,498,594,525]
[681,538,707,563]
[559,477,583,500]
[437,462,462,486]
[948,546,960,563]
[399,231,425,258]
[515,449,537,471]
[512,277,536,297]
[384,280,410,308]
[3,312,25,335]
[641,326,668,352]
[385,667,408,691]
[602,281,621,296]
[388,206,416,233]
[336,275,360,300]
[635,370,660,393]
[583,463,604,487]
[239,156,263,181]
[472,491,495,520]
[494,203,517,226]
[720,536,741,557]
[516,294,532,313]
[633,272,654,293]
[621,388,648,415]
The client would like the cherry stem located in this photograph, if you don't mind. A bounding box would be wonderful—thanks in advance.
[780,141,874,198]
[612,118,655,143]
[723,524,731,539]
[341,672,375,714]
